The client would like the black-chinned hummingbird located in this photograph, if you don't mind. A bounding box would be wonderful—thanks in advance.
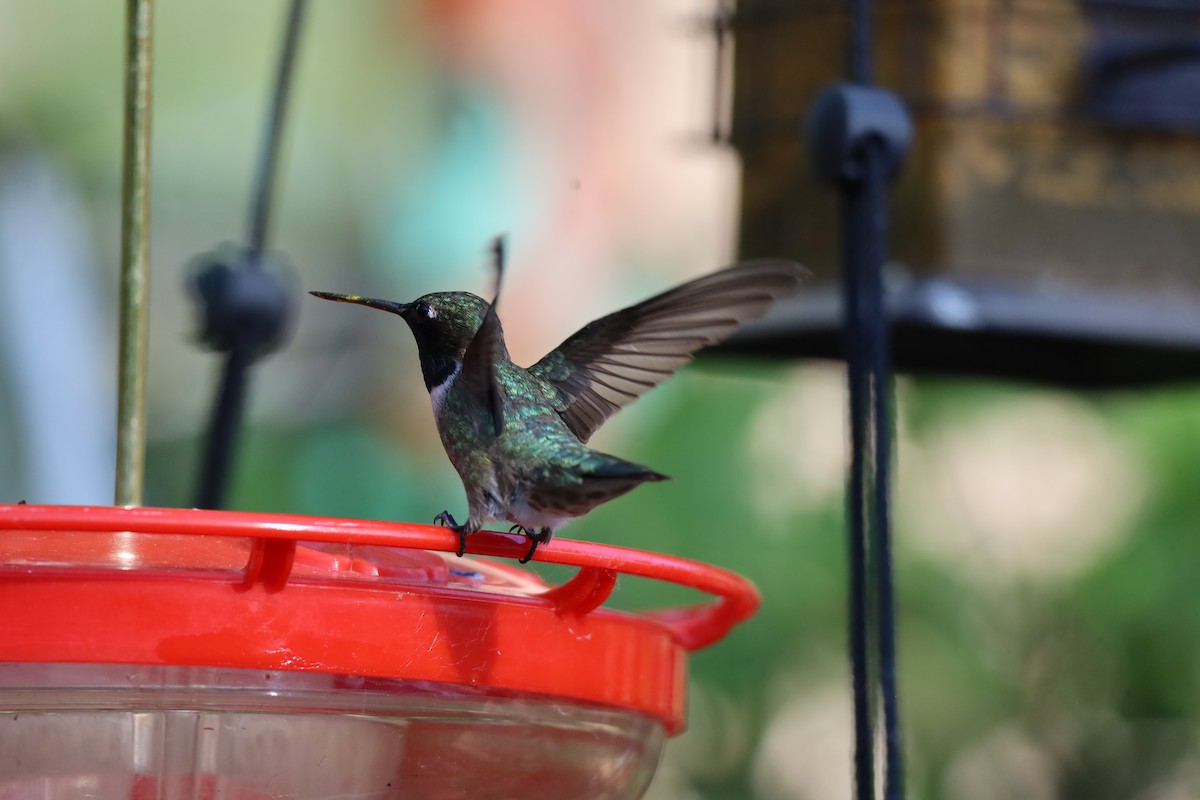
[312,240,806,562]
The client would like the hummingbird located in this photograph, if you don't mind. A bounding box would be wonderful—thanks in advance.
[312,240,806,562]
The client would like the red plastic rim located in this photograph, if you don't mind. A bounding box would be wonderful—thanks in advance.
[0,505,760,734]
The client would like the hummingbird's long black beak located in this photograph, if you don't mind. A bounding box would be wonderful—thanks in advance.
[309,291,408,317]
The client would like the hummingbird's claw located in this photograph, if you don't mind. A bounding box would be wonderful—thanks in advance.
[520,539,538,564]
[433,510,468,557]
[518,528,552,564]
[504,524,540,563]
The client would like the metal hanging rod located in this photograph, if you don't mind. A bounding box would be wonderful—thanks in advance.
[115,0,154,507]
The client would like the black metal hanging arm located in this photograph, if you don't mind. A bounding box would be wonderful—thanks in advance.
[191,0,308,510]
[247,0,307,259]
[807,55,913,800]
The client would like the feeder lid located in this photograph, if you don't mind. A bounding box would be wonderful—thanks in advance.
[0,505,760,734]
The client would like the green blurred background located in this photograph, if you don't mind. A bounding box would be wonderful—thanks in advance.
[3,1,1200,798]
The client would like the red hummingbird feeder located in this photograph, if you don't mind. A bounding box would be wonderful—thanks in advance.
[0,3,761,798]
[0,505,759,799]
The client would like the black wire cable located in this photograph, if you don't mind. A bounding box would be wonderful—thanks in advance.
[842,190,875,798]
[849,0,873,83]
[193,0,306,509]
[195,341,254,508]
[248,0,307,259]
[840,0,904,793]
[842,147,904,800]
[842,136,897,799]
[868,137,902,798]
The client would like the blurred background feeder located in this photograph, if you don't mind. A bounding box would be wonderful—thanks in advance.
[0,504,759,799]
[720,0,1200,387]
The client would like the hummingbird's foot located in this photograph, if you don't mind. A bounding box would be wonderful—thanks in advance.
[433,510,469,557]
[504,524,539,563]
[519,528,553,565]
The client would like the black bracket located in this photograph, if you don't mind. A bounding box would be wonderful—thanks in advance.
[805,83,914,185]
[190,246,294,361]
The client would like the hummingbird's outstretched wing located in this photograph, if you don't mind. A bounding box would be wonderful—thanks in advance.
[529,259,807,443]
[458,237,507,437]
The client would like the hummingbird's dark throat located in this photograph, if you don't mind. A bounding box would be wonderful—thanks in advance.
[421,353,459,392]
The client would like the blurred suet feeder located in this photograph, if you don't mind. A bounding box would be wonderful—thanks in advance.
[720,0,1200,387]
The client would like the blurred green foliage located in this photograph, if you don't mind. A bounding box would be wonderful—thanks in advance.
[144,363,1200,799]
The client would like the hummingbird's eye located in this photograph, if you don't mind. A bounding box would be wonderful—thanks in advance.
[415,301,436,320]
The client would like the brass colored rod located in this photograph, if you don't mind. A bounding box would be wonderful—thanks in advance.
[115,0,154,506]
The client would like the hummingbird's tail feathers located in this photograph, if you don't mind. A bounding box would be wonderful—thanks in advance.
[529,260,808,443]
[585,464,670,483]
[459,236,509,437]
[578,451,670,484]
[525,453,668,521]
